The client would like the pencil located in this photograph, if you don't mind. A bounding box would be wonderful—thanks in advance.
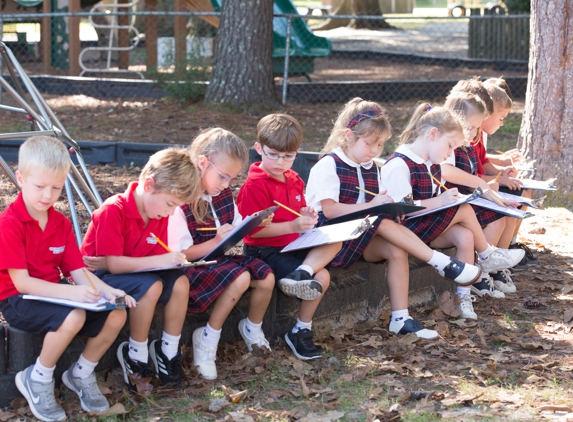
[487,190,507,207]
[493,170,502,183]
[83,268,96,290]
[273,200,303,217]
[356,186,378,197]
[427,172,448,191]
[150,232,172,252]
[495,150,506,155]
[197,227,218,231]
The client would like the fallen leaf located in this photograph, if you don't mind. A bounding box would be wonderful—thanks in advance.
[298,410,345,422]
[564,308,573,323]
[562,284,573,294]
[94,403,130,416]
[518,341,552,350]
[338,374,353,382]
[498,391,523,405]
[491,334,512,343]
[438,291,462,317]
[441,392,483,406]
[525,375,545,384]
[228,411,255,422]
[538,404,573,412]
[209,397,230,412]
[476,328,487,347]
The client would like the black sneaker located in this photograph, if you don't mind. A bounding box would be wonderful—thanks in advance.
[117,341,154,391]
[388,317,439,340]
[284,327,322,360]
[149,339,182,387]
[509,242,540,266]
[436,257,481,286]
[278,270,323,300]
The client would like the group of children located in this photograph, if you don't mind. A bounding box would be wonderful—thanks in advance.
[0,75,536,421]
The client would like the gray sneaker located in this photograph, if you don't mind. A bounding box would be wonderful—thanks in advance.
[62,363,109,412]
[15,365,66,422]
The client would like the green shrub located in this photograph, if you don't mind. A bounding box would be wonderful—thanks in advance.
[503,0,531,12]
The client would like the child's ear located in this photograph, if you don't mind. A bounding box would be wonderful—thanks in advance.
[15,170,24,188]
[428,127,439,141]
[197,155,209,173]
[254,142,263,155]
[344,129,355,144]
[142,176,155,192]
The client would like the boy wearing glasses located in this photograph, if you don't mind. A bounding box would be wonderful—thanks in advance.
[237,114,342,360]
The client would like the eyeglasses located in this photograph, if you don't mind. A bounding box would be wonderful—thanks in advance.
[261,148,297,162]
[208,160,238,186]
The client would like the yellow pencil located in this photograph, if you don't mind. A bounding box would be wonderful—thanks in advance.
[273,200,303,217]
[150,232,172,252]
[427,172,448,191]
[356,186,378,197]
[487,190,507,207]
[197,227,219,231]
[495,150,506,155]
[83,268,96,290]
[493,170,502,183]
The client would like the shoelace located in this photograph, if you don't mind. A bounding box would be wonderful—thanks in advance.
[499,269,514,284]
[82,378,105,399]
[297,331,317,351]
[37,385,59,410]
[163,354,182,379]
[459,294,477,307]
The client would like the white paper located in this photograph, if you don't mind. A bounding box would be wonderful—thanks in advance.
[495,191,538,208]
[519,179,557,191]
[22,295,114,311]
[469,197,532,219]
[406,192,478,219]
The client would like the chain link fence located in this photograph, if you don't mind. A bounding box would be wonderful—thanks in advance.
[0,2,529,103]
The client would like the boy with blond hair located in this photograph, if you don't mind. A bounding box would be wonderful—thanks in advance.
[0,136,135,421]
[237,114,342,360]
[81,148,200,389]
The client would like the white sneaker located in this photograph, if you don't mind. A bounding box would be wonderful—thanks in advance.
[192,327,217,380]
[478,247,525,273]
[238,318,271,352]
[458,293,478,320]
[388,316,439,340]
[491,269,517,293]
[471,275,506,298]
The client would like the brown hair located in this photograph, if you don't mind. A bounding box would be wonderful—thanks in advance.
[444,91,487,144]
[18,135,70,176]
[484,82,513,111]
[139,147,200,204]
[322,97,391,155]
[257,114,303,152]
[399,103,464,146]
[484,77,513,101]
[450,77,494,116]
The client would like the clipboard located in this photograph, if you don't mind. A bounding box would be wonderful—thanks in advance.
[468,197,533,219]
[129,260,217,273]
[406,190,482,220]
[281,216,378,253]
[22,295,118,312]
[325,203,425,225]
[517,179,557,191]
[201,206,279,261]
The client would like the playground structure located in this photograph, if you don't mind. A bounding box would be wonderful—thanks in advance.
[0,42,103,244]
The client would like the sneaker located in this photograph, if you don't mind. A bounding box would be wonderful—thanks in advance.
[238,318,271,352]
[471,275,506,298]
[149,339,182,387]
[15,365,66,422]
[478,247,525,273]
[458,293,478,320]
[284,327,322,360]
[509,242,540,265]
[192,327,218,380]
[491,269,517,293]
[116,341,154,391]
[62,364,109,412]
[436,257,482,286]
[278,270,323,300]
[388,316,439,340]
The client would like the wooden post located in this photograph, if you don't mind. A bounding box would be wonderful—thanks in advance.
[146,0,158,70]
[174,0,187,75]
[118,0,130,69]
[68,0,81,75]
[42,0,52,72]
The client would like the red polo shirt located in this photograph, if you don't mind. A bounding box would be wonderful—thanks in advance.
[237,162,305,248]
[472,131,490,177]
[0,193,84,300]
[81,182,169,258]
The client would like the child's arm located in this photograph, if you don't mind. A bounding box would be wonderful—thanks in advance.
[441,163,495,192]
[181,224,235,261]
[482,161,523,189]
[320,191,393,219]
[69,268,137,307]
[106,252,187,274]
[250,216,315,238]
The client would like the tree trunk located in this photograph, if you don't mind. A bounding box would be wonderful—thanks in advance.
[205,0,277,106]
[312,0,391,31]
[517,0,573,196]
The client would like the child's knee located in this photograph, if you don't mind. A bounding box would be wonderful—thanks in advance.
[143,280,164,302]
[315,269,331,291]
[173,275,190,296]
[231,272,251,294]
[386,243,408,261]
[60,309,86,333]
[254,273,275,292]
[105,309,127,331]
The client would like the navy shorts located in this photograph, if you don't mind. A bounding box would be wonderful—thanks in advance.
[95,269,186,304]
[243,245,310,282]
[1,295,112,337]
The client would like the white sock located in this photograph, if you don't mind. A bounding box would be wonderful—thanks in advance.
[427,251,451,271]
[296,264,314,276]
[477,245,494,260]
[510,236,517,245]
[391,309,409,323]
[244,318,263,340]
[292,318,312,334]
[72,353,98,379]
[456,286,471,296]
[30,357,54,384]
[161,331,181,360]
[201,323,221,349]
[128,338,148,363]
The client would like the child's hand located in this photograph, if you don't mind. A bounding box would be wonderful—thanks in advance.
[101,287,137,308]
[260,213,274,227]
[83,256,108,272]
[503,199,521,208]
[500,175,524,190]
[506,148,525,165]
[299,206,318,222]
[161,251,187,268]
[502,166,518,178]
[485,180,499,192]
[438,187,461,206]
[215,224,235,241]
[371,190,394,205]
[69,284,101,303]
[289,216,316,233]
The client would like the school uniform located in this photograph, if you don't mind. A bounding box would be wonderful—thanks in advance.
[81,182,184,304]
[480,132,524,196]
[381,145,457,244]
[168,188,271,313]
[306,147,388,269]
[444,146,504,227]
[237,162,313,280]
[0,193,111,337]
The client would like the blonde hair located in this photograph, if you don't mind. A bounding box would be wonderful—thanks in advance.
[444,91,487,144]
[484,77,513,101]
[189,127,248,222]
[18,136,70,176]
[399,103,464,146]
[450,77,494,116]
[322,97,391,154]
[484,82,512,111]
[139,147,200,204]
[257,114,303,152]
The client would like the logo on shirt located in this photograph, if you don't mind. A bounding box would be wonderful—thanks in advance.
[147,236,158,245]
[49,246,65,254]
[295,195,301,202]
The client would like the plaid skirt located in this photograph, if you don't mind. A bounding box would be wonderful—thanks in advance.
[185,255,272,313]
[403,206,458,244]
[472,204,504,227]
[330,216,387,269]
